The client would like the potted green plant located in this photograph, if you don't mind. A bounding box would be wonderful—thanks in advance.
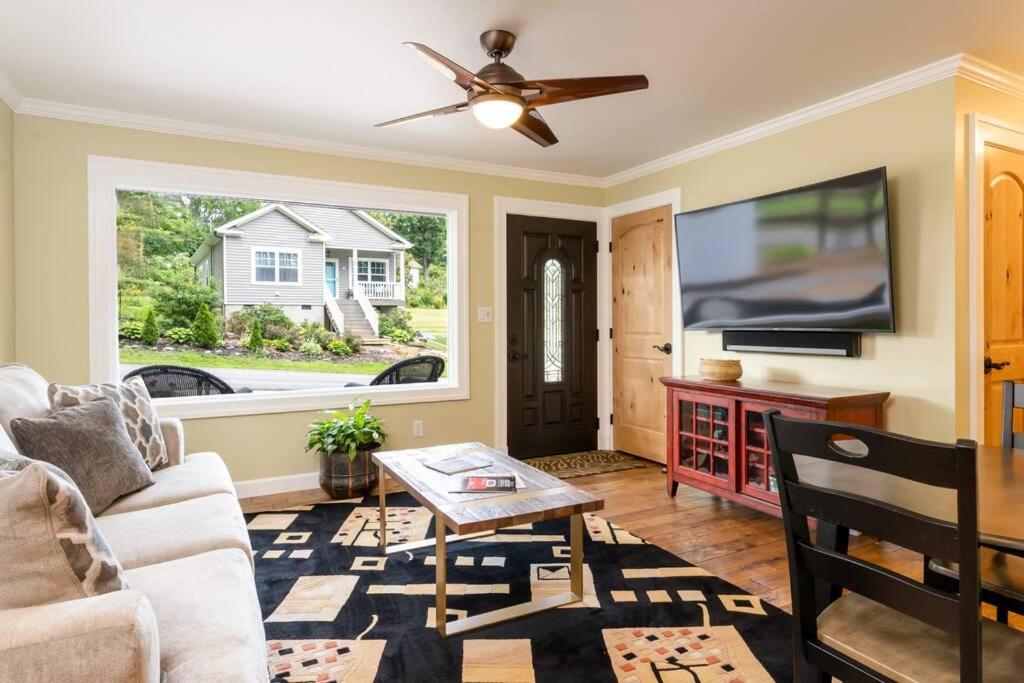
[306,399,387,498]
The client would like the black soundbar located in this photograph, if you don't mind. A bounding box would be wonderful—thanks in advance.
[721,330,861,357]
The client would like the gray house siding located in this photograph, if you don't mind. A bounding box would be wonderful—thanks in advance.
[222,209,324,307]
[209,240,225,303]
[289,205,404,251]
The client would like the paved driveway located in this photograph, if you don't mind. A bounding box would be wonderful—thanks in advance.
[120,365,376,392]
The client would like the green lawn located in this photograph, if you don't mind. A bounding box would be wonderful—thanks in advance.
[408,307,448,352]
[119,347,389,375]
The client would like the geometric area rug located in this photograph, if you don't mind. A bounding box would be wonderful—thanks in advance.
[246,493,792,681]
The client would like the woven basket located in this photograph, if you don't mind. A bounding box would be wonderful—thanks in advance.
[698,358,743,381]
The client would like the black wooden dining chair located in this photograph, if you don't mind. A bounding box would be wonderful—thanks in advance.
[765,410,1024,682]
[927,379,1024,625]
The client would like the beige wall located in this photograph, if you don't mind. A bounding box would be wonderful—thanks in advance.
[953,79,1024,437]
[606,79,958,441]
[0,99,13,361]
[12,115,601,480]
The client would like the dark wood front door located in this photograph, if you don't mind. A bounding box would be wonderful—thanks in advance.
[507,214,597,459]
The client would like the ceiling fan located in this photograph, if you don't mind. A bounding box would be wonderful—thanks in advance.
[375,29,649,147]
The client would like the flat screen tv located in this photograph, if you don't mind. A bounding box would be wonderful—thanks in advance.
[675,167,894,332]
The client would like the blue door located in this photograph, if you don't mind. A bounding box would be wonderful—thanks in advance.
[325,260,338,298]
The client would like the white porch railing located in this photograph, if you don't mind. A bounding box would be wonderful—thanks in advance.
[355,281,404,300]
[352,284,380,337]
[324,286,345,333]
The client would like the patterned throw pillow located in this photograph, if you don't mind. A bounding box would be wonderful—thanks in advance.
[0,452,128,610]
[49,377,168,470]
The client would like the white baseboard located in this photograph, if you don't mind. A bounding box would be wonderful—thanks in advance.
[233,470,319,499]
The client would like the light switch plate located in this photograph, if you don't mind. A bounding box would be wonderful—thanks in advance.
[477,306,493,323]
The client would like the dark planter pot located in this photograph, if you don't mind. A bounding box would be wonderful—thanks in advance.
[319,442,381,499]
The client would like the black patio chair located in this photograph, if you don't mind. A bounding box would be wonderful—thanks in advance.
[123,365,252,398]
[345,356,445,387]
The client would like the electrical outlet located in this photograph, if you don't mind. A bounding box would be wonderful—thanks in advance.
[412,420,424,438]
[477,306,493,323]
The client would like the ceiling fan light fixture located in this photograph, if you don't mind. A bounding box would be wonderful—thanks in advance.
[471,93,524,129]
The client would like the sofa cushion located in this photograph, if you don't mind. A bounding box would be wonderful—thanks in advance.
[0,363,49,450]
[101,452,235,516]
[98,492,253,570]
[125,549,268,682]
[0,455,128,610]
[50,377,169,470]
[11,398,155,514]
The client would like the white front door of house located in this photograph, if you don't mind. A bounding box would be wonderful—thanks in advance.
[325,260,339,298]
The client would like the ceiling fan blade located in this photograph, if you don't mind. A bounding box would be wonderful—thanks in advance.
[375,102,468,128]
[403,42,500,93]
[512,108,558,147]
[517,75,649,107]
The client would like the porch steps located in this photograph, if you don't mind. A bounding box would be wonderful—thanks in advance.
[334,297,377,340]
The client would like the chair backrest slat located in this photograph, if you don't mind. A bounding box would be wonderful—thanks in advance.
[795,541,960,634]
[765,410,981,682]
[784,481,959,560]
[1001,380,1024,449]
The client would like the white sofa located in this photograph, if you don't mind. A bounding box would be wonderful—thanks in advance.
[0,364,268,682]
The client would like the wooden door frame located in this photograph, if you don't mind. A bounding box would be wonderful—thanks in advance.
[605,189,683,451]
[968,114,1024,441]
[494,197,604,453]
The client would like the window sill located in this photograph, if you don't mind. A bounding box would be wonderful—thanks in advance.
[153,381,468,420]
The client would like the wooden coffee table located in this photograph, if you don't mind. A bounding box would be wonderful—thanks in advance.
[372,442,604,637]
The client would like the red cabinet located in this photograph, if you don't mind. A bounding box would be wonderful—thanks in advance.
[662,376,889,517]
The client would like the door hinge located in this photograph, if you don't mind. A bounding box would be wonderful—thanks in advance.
[595,240,600,253]
[595,328,600,341]
[595,417,600,430]
[608,241,613,252]
[609,327,613,339]
[610,413,614,425]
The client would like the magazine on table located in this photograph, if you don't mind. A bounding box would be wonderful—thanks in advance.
[449,473,518,494]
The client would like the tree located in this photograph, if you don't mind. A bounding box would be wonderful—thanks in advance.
[191,303,221,349]
[245,318,265,353]
[142,309,160,345]
[368,211,447,273]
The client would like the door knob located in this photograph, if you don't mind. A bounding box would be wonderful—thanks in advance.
[984,356,1010,374]
[508,350,529,362]
[653,342,673,355]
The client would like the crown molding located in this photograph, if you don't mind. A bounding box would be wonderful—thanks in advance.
[957,54,1024,101]
[602,54,968,187]
[0,66,20,111]
[10,53,1024,189]
[14,98,604,188]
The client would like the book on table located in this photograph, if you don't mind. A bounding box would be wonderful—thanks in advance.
[449,474,517,493]
[422,452,493,476]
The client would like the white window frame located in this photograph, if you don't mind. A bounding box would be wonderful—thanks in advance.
[250,246,303,285]
[89,156,469,419]
[357,257,390,283]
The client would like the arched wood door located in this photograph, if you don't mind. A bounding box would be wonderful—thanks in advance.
[984,144,1024,444]
[506,214,597,458]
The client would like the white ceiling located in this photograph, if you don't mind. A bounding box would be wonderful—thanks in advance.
[1,0,1022,179]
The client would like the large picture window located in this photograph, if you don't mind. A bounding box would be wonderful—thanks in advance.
[91,157,468,419]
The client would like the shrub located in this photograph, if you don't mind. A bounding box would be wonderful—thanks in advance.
[225,309,252,335]
[298,321,334,347]
[269,338,294,353]
[342,330,363,354]
[387,328,413,344]
[119,320,145,340]
[250,303,293,330]
[164,327,193,344]
[299,339,323,356]
[245,318,265,353]
[327,339,352,357]
[262,322,293,341]
[191,303,222,349]
[379,308,414,338]
[142,309,160,345]
[430,294,445,309]
[154,281,220,329]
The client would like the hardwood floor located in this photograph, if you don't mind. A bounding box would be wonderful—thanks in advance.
[241,461,1023,628]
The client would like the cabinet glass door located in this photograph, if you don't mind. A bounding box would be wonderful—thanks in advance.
[675,394,732,488]
[740,404,813,501]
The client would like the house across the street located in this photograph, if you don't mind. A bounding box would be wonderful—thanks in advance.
[190,203,412,338]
